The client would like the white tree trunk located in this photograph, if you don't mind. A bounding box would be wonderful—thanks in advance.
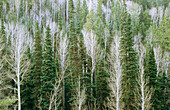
[16,33,21,110]
[49,33,69,110]
[107,33,123,110]
[134,35,152,110]
[17,73,21,110]
[78,74,81,110]
[82,30,101,110]
[139,44,145,110]
[5,23,30,110]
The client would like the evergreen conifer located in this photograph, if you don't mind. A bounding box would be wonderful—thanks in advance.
[120,4,138,110]
[40,25,55,109]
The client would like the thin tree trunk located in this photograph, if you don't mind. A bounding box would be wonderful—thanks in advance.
[17,36,21,110]
[17,74,21,110]
[63,77,65,109]
[78,74,81,110]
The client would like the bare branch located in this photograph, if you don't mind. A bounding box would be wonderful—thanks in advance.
[107,32,123,110]
[134,42,152,110]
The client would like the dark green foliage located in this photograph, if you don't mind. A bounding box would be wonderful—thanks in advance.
[80,0,88,29]
[144,46,157,87]
[96,0,106,48]
[152,77,162,110]
[95,18,105,48]
[96,60,110,110]
[21,75,34,110]
[120,6,138,110]
[40,25,55,109]
[144,45,163,109]
[139,9,152,41]
[19,0,24,19]
[67,0,82,108]
[0,0,169,110]
[0,14,7,56]
[151,73,169,110]
[68,0,75,31]
[83,9,96,110]
[31,22,43,109]
[159,72,169,109]
[65,0,78,108]
[95,2,110,107]
[132,0,169,12]
[0,13,12,99]
[135,0,152,10]
[21,46,34,110]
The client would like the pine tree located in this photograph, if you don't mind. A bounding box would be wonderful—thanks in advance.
[0,14,7,57]
[69,1,88,109]
[79,1,92,109]
[68,0,75,30]
[96,60,110,110]
[144,45,162,109]
[31,22,43,109]
[120,4,138,110]
[160,72,169,109]
[95,1,110,109]
[21,46,34,110]
[144,46,157,88]
[68,0,82,108]
[40,25,55,109]
[152,78,162,110]
[1,0,169,110]
[80,0,88,30]
[67,0,76,108]
[139,9,151,41]
[64,0,78,108]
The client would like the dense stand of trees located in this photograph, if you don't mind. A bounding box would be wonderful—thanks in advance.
[0,0,169,110]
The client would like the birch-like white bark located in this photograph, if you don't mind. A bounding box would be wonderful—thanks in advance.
[107,33,123,110]
[5,24,30,110]
[82,29,101,110]
[137,43,152,110]
[49,33,69,110]
[134,34,152,110]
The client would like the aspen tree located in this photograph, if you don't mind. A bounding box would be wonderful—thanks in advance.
[6,24,30,110]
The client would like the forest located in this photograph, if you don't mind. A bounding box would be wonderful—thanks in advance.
[0,0,169,110]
